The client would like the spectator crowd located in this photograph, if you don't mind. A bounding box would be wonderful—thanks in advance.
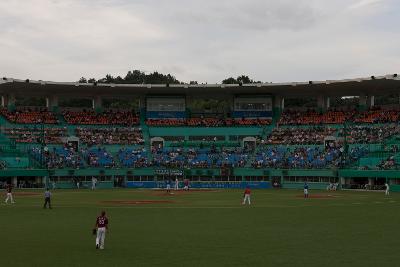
[147,117,271,127]
[266,127,337,145]
[279,108,399,125]
[63,109,139,126]
[339,125,400,144]
[5,127,67,144]
[253,145,344,169]
[1,108,58,124]
[76,127,144,146]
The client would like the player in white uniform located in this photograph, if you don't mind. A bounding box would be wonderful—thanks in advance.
[242,187,251,205]
[174,178,179,190]
[304,182,309,198]
[92,177,97,190]
[385,183,390,195]
[4,183,15,204]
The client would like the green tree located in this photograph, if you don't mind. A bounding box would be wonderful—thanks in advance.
[222,77,237,84]
[222,75,260,84]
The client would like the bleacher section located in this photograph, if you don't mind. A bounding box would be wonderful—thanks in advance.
[4,127,67,144]
[63,110,139,126]
[278,108,399,125]
[76,127,144,145]
[147,118,271,127]
[0,108,58,124]
[0,105,400,190]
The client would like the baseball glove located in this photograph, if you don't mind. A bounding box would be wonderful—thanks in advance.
[92,228,97,235]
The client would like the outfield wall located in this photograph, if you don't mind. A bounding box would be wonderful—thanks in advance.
[126,181,271,189]
[0,167,398,190]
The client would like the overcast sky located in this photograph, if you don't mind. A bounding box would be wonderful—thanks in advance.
[0,0,399,83]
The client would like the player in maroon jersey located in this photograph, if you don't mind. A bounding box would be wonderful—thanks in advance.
[94,211,109,249]
[242,186,251,205]
[4,183,15,204]
[183,178,190,191]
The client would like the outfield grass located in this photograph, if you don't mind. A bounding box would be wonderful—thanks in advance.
[1,188,399,267]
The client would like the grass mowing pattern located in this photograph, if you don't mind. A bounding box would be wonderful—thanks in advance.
[1,189,399,267]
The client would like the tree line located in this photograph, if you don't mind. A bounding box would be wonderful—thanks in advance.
[78,70,261,85]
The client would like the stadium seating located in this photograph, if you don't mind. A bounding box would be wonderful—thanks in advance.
[151,146,249,168]
[4,127,67,144]
[82,147,115,168]
[2,104,398,173]
[0,108,58,124]
[147,118,271,127]
[146,119,186,126]
[278,110,355,125]
[266,127,337,145]
[338,125,400,144]
[253,146,343,169]
[278,108,399,125]
[76,127,144,145]
[118,147,149,168]
[63,109,139,126]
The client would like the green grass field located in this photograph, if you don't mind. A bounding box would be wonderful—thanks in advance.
[1,188,399,267]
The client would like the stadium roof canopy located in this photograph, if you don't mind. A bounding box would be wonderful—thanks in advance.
[0,74,399,99]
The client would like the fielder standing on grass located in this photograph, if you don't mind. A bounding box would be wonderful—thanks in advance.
[4,183,15,204]
[242,186,251,205]
[43,188,52,209]
[385,182,390,196]
[91,177,97,190]
[304,182,309,198]
[166,177,171,194]
[174,177,179,190]
[94,211,109,250]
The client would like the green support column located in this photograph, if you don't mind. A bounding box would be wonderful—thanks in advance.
[92,96,103,113]
[317,95,329,112]
[7,94,16,111]
[1,95,7,108]
[46,96,59,113]
[358,95,367,111]
[273,95,284,122]
[139,96,146,123]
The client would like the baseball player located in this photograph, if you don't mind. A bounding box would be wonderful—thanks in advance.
[166,178,171,194]
[94,211,109,250]
[4,183,15,204]
[91,177,97,190]
[174,178,179,190]
[43,188,52,209]
[385,182,390,195]
[242,186,251,205]
[183,178,189,191]
[304,182,309,198]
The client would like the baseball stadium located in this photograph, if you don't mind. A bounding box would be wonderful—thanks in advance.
[1,74,400,266]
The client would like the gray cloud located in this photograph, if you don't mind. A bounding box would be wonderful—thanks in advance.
[0,0,399,83]
[168,0,319,32]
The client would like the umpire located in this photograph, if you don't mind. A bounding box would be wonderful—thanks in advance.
[43,188,52,209]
